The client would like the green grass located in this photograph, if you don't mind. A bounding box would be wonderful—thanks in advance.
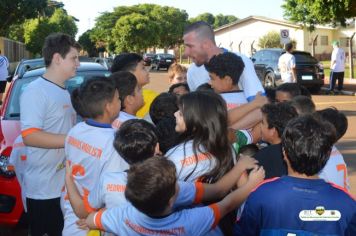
[321,60,356,79]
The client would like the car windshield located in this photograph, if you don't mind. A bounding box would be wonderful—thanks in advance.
[16,59,45,77]
[5,70,111,120]
[293,52,318,64]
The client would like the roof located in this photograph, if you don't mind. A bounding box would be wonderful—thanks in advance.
[214,15,336,33]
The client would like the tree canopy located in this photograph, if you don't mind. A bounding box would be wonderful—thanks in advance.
[282,0,356,30]
[189,13,238,28]
[258,31,283,48]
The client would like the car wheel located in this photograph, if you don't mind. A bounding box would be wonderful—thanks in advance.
[264,72,275,88]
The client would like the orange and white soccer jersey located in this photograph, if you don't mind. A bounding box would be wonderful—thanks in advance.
[20,77,75,199]
[166,140,217,182]
[87,171,128,210]
[220,90,248,110]
[9,135,27,212]
[62,119,129,236]
[319,146,350,191]
[112,111,138,129]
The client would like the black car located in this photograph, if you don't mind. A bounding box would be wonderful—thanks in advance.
[251,48,324,91]
[151,53,176,70]
[143,53,155,66]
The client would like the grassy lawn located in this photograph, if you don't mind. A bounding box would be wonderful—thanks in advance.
[321,60,356,79]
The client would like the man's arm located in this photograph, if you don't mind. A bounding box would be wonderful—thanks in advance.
[22,131,66,148]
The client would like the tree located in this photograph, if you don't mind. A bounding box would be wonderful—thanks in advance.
[0,0,47,36]
[214,14,238,28]
[258,31,282,48]
[78,30,97,57]
[282,0,356,30]
[190,13,215,25]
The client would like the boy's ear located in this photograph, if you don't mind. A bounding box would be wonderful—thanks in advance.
[154,143,162,156]
[126,95,135,106]
[223,75,233,85]
[52,53,62,65]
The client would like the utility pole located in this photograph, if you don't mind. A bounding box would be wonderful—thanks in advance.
[349,33,355,79]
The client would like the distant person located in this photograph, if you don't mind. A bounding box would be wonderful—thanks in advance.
[20,33,79,236]
[167,63,187,85]
[235,115,356,235]
[278,42,297,84]
[183,21,264,101]
[0,49,9,103]
[329,40,345,94]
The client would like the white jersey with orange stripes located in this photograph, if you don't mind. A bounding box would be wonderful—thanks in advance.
[220,90,248,110]
[62,119,129,236]
[112,111,138,129]
[166,140,217,182]
[319,146,350,191]
[9,135,27,212]
[20,77,75,199]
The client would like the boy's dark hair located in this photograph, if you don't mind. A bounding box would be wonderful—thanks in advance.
[168,83,190,94]
[111,53,143,73]
[299,85,312,98]
[238,144,259,157]
[264,87,276,103]
[261,103,298,137]
[125,156,177,216]
[316,107,347,141]
[149,92,178,124]
[71,77,115,119]
[285,42,293,52]
[155,117,180,154]
[183,21,215,43]
[204,52,245,85]
[196,82,213,92]
[109,71,137,110]
[289,95,315,115]
[114,119,158,165]
[42,33,81,67]
[282,115,336,176]
[276,83,301,98]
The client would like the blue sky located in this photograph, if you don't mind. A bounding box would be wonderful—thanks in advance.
[61,0,285,37]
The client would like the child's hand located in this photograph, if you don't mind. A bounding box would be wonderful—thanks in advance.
[253,92,268,107]
[247,166,265,187]
[236,154,258,172]
[76,218,89,230]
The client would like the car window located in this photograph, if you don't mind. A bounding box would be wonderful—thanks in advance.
[4,70,111,121]
[252,51,264,63]
[16,59,45,76]
[293,52,318,63]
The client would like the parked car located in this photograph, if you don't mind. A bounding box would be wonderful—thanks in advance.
[95,57,113,70]
[251,48,324,91]
[143,53,155,66]
[0,62,110,227]
[7,58,45,82]
[151,53,176,70]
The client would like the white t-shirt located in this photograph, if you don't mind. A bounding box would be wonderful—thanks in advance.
[9,135,27,212]
[220,91,248,110]
[278,52,296,83]
[187,51,265,102]
[0,55,9,81]
[319,146,350,191]
[112,111,138,129]
[331,47,345,72]
[62,120,129,236]
[20,77,76,199]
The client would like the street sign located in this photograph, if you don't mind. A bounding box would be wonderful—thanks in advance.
[280,29,290,45]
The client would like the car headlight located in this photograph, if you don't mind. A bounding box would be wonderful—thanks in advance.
[0,155,15,178]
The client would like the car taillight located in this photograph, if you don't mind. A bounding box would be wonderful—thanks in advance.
[0,147,15,178]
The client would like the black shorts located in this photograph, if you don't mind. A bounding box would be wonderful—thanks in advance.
[26,197,64,236]
[0,80,7,93]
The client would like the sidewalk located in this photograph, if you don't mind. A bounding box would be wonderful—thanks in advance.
[322,77,356,95]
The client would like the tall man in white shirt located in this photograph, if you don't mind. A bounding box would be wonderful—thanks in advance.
[278,42,297,84]
[329,40,345,93]
[183,21,264,102]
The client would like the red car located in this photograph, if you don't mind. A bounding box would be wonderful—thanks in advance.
[0,62,110,227]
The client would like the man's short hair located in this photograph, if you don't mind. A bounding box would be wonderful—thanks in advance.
[316,107,347,141]
[282,115,336,176]
[114,119,158,165]
[205,52,245,85]
[261,103,298,137]
[125,157,177,216]
[285,42,293,52]
[183,21,215,43]
[289,95,316,115]
[42,33,80,67]
[111,53,143,73]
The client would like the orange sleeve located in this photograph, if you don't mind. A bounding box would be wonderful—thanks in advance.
[193,182,204,204]
[21,128,42,138]
[208,203,221,229]
[94,209,105,231]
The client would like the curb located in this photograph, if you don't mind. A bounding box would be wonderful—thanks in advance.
[321,87,356,96]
